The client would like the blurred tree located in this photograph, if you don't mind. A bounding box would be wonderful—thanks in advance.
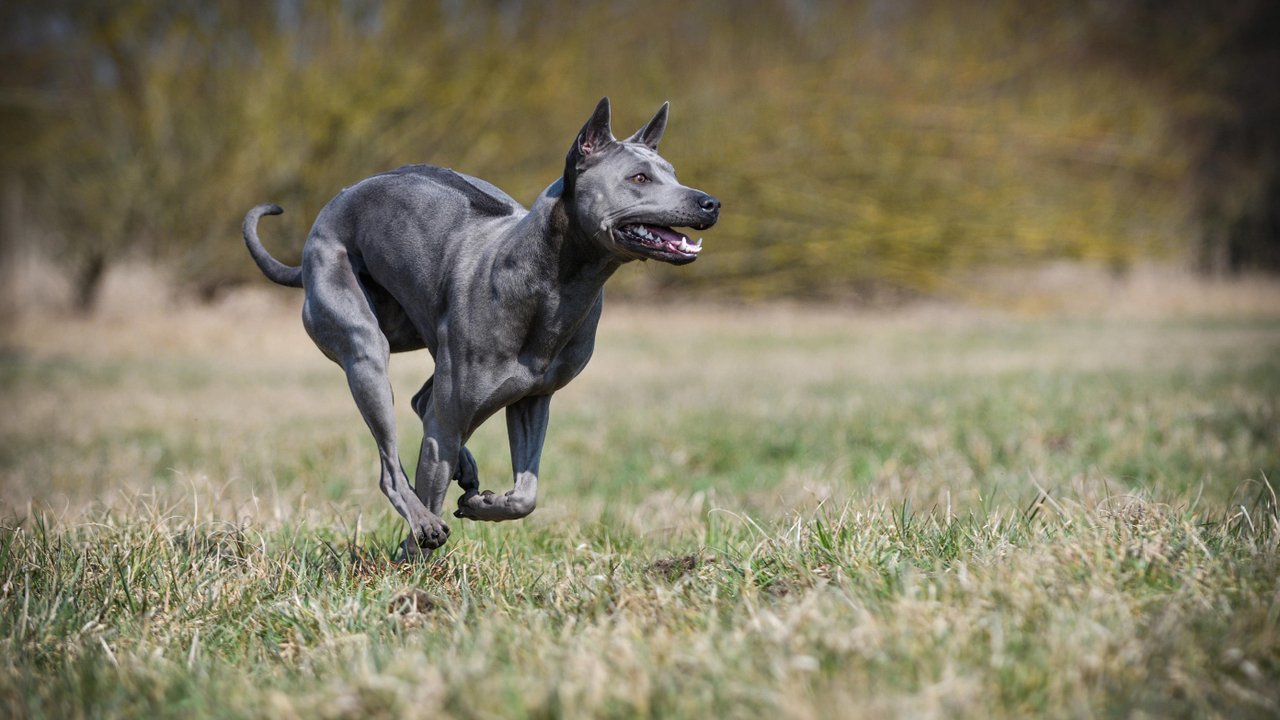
[1,0,1271,310]
[1084,0,1280,274]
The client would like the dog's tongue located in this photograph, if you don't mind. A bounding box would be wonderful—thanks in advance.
[646,225,684,244]
[639,224,703,255]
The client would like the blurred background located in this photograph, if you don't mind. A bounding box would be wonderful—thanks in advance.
[1,0,1278,311]
[2,9,1279,712]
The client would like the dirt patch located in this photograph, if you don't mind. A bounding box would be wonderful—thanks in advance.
[388,587,438,616]
[646,553,707,582]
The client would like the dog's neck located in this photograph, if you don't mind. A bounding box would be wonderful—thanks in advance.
[493,177,621,331]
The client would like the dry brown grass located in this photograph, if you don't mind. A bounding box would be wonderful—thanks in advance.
[1,261,1278,718]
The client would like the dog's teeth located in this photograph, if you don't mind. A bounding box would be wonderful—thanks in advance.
[695,238,703,248]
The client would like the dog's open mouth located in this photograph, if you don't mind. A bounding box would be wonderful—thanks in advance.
[615,224,703,264]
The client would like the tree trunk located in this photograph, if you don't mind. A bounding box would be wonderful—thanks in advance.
[73,252,106,314]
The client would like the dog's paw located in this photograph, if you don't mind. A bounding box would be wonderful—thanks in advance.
[409,516,450,550]
[453,490,479,519]
[455,489,534,521]
[453,489,493,519]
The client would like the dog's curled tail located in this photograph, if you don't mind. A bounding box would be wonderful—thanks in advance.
[242,204,303,288]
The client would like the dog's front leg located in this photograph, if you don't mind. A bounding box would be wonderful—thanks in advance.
[454,394,549,522]
[392,389,462,561]
[407,410,462,548]
[411,374,480,501]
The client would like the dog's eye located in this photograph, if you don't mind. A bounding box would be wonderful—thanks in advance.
[630,173,650,184]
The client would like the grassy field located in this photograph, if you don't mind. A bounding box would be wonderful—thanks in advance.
[2,267,1279,718]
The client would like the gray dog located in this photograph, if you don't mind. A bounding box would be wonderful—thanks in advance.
[242,98,719,558]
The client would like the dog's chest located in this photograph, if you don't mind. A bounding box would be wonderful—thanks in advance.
[518,340,592,396]
[502,319,594,397]
[505,297,601,396]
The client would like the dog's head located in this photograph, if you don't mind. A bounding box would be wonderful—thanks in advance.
[563,98,719,265]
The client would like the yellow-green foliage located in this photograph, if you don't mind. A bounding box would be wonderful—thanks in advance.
[11,0,1189,299]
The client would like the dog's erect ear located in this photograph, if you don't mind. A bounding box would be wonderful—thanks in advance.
[626,101,668,150]
[577,96,614,155]
[570,97,614,168]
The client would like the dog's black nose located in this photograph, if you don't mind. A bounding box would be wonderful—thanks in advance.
[698,194,721,214]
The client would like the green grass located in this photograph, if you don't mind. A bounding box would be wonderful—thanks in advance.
[1,294,1279,718]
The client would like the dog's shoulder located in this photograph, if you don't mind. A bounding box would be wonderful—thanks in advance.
[378,164,518,218]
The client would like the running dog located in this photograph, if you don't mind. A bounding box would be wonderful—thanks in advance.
[242,98,719,558]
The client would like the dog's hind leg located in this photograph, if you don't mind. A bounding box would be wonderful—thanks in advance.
[454,445,480,495]
[302,245,449,557]
[454,394,548,521]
